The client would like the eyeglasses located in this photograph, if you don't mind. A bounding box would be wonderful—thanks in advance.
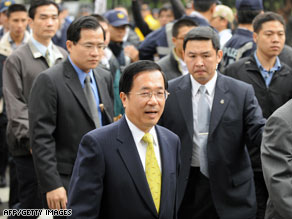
[78,43,107,51]
[129,90,170,101]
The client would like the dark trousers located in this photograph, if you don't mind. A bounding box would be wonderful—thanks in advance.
[254,172,268,219]
[0,121,8,177]
[178,167,219,219]
[8,155,43,219]
[9,157,19,208]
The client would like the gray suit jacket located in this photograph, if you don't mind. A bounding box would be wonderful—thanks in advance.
[157,51,183,81]
[261,99,292,219]
[29,58,114,193]
[3,41,67,156]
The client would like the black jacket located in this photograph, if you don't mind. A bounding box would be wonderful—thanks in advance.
[224,55,292,119]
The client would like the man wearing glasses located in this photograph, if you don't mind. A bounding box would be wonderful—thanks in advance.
[67,60,181,219]
[29,16,114,214]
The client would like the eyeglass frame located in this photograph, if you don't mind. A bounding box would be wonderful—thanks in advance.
[76,42,107,52]
[128,90,170,101]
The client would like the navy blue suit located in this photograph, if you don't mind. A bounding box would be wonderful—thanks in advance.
[68,116,181,219]
[160,73,265,219]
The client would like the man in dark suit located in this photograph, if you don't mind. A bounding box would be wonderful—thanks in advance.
[157,18,197,81]
[159,26,265,219]
[68,60,181,219]
[29,16,114,212]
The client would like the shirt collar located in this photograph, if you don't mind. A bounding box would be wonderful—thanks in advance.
[30,35,53,57]
[190,71,217,96]
[125,115,158,146]
[172,48,188,75]
[254,52,281,72]
[8,31,30,45]
[68,56,94,87]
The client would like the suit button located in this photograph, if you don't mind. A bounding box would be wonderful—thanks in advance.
[185,177,188,180]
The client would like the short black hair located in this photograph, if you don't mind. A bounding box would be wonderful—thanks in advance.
[253,12,285,33]
[29,0,59,19]
[183,26,220,51]
[193,0,216,12]
[158,3,173,16]
[7,4,27,18]
[67,15,105,43]
[91,14,109,24]
[237,10,261,24]
[172,18,197,37]
[119,60,167,94]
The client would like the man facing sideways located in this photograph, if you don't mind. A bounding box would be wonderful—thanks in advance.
[29,16,114,213]
[159,26,265,219]
[68,60,180,219]
[3,0,67,215]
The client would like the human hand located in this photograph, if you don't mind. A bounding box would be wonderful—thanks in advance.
[46,187,67,210]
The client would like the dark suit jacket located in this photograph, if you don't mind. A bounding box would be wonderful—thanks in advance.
[68,116,181,219]
[157,51,182,81]
[159,73,265,219]
[29,58,114,193]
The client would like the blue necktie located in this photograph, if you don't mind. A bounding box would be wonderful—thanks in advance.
[197,85,211,177]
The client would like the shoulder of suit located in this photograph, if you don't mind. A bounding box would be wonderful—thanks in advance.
[94,66,112,78]
[156,124,179,140]
[219,73,253,90]
[168,74,189,88]
[268,99,292,125]
[157,54,171,65]
[6,43,30,60]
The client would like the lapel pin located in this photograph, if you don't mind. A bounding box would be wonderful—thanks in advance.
[220,99,224,104]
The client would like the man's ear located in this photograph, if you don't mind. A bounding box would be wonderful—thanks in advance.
[28,17,33,29]
[253,32,258,44]
[120,92,127,108]
[66,40,73,53]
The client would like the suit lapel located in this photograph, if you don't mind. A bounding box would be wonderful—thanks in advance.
[156,126,173,217]
[116,117,158,217]
[175,75,193,139]
[209,74,230,135]
[93,68,113,123]
[63,58,94,124]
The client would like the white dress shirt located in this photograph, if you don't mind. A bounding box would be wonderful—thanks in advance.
[190,71,217,166]
[125,115,162,172]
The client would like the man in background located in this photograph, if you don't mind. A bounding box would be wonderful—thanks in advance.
[157,18,197,81]
[225,12,292,219]
[3,0,67,215]
[29,15,113,213]
[0,3,29,207]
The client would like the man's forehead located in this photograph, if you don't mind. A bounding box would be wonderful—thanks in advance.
[35,5,58,15]
[9,11,27,16]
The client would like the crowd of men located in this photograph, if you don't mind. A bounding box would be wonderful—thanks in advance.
[0,0,292,219]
